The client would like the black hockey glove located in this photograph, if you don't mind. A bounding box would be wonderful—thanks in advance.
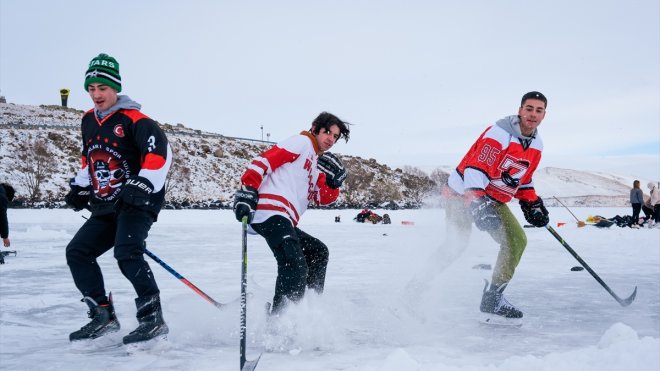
[65,179,92,211]
[233,185,258,223]
[317,152,347,189]
[470,196,502,231]
[520,198,549,227]
[115,176,154,212]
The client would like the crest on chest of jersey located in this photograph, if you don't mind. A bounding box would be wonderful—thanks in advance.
[492,156,530,193]
[113,124,125,138]
[89,150,126,198]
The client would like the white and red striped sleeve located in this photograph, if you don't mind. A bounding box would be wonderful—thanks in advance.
[241,144,300,189]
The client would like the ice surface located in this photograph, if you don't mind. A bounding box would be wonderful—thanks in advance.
[0,208,658,370]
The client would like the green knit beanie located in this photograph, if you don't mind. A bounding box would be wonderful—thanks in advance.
[84,53,122,92]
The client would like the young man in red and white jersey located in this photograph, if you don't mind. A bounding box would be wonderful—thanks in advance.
[444,91,550,324]
[233,112,350,315]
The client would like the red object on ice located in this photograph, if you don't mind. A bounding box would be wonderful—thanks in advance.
[401,221,415,225]
[557,222,566,227]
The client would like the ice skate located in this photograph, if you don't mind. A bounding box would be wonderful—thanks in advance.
[122,294,169,345]
[69,293,120,342]
[479,280,523,327]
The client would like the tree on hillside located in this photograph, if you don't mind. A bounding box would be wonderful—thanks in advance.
[16,138,57,201]
[402,165,427,177]
[401,172,436,205]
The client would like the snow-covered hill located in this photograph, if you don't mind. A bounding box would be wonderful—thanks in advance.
[533,168,641,207]
[0,103,654,207]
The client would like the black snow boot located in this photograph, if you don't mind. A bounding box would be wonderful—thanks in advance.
[69,293,120,341]
[122,294,169,345]
[480,281,523,319]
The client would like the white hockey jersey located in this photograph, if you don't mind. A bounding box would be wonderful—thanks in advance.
[240,131,339,226]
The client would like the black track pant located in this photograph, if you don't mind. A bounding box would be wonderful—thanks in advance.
[631,203,642,223]
[252,215,329,314]
[65,209,159,304]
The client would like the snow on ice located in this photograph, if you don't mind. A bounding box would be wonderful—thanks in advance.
[0,208,658,371]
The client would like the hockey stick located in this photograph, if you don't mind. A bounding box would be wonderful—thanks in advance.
[144,247,226,309]
[545,225,637,307]
[79,214,228,309]
[240,216,261,371]
[552,196,586,227]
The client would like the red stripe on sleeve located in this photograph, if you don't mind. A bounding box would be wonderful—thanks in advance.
[251,160,268,174]
[241,169,264,189]
[142,153,166,170]
[261,146,299,172]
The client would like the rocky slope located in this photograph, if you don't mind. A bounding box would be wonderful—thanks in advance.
[0,103,647,208]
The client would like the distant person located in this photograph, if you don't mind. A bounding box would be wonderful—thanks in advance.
[442,91,550,324]
[64,53,172,345]
[649,182,660,227]
[630,180,643,227]
[642,192,654,224]
[233,112,350,315]
[1,183,16,264]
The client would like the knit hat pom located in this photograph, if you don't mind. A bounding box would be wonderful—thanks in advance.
[84,53,121,92]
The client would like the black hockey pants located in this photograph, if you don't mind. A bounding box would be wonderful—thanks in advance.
[251,215,329,314]
[65,209,160,304]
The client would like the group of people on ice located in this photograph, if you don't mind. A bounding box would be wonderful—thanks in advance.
[630,180,660,228]
[4,52,575,345]
[354,208,391,224]
[586,180,660,229]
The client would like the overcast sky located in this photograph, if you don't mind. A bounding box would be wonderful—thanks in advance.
[1,0,658,181]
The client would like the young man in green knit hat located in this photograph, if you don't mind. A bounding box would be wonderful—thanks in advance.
[65,53,173,345]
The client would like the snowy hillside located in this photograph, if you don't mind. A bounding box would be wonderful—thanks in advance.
[534,168,640,207]
[0,103,653,208]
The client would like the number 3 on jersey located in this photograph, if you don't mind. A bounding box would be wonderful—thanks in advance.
[147,136,156,152]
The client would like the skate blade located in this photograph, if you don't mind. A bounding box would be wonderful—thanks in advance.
[125,334,170,353]
[70,332,123,352]
[479,313,523,328]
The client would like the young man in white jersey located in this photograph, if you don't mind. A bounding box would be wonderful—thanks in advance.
[233,112,350,315]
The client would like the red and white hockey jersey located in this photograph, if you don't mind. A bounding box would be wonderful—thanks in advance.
[240,131,340,226]
[448,116,543,204]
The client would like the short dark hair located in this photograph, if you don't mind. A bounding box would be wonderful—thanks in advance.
[521,91,547,108]
[1,183,15,202]
[310,112,350,142]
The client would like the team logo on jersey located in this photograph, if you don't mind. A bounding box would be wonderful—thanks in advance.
[89,150,126,198]
[113,124,125,138]
[490,156,530,195]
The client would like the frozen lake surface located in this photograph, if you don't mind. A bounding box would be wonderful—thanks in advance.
[0,208,658,370]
